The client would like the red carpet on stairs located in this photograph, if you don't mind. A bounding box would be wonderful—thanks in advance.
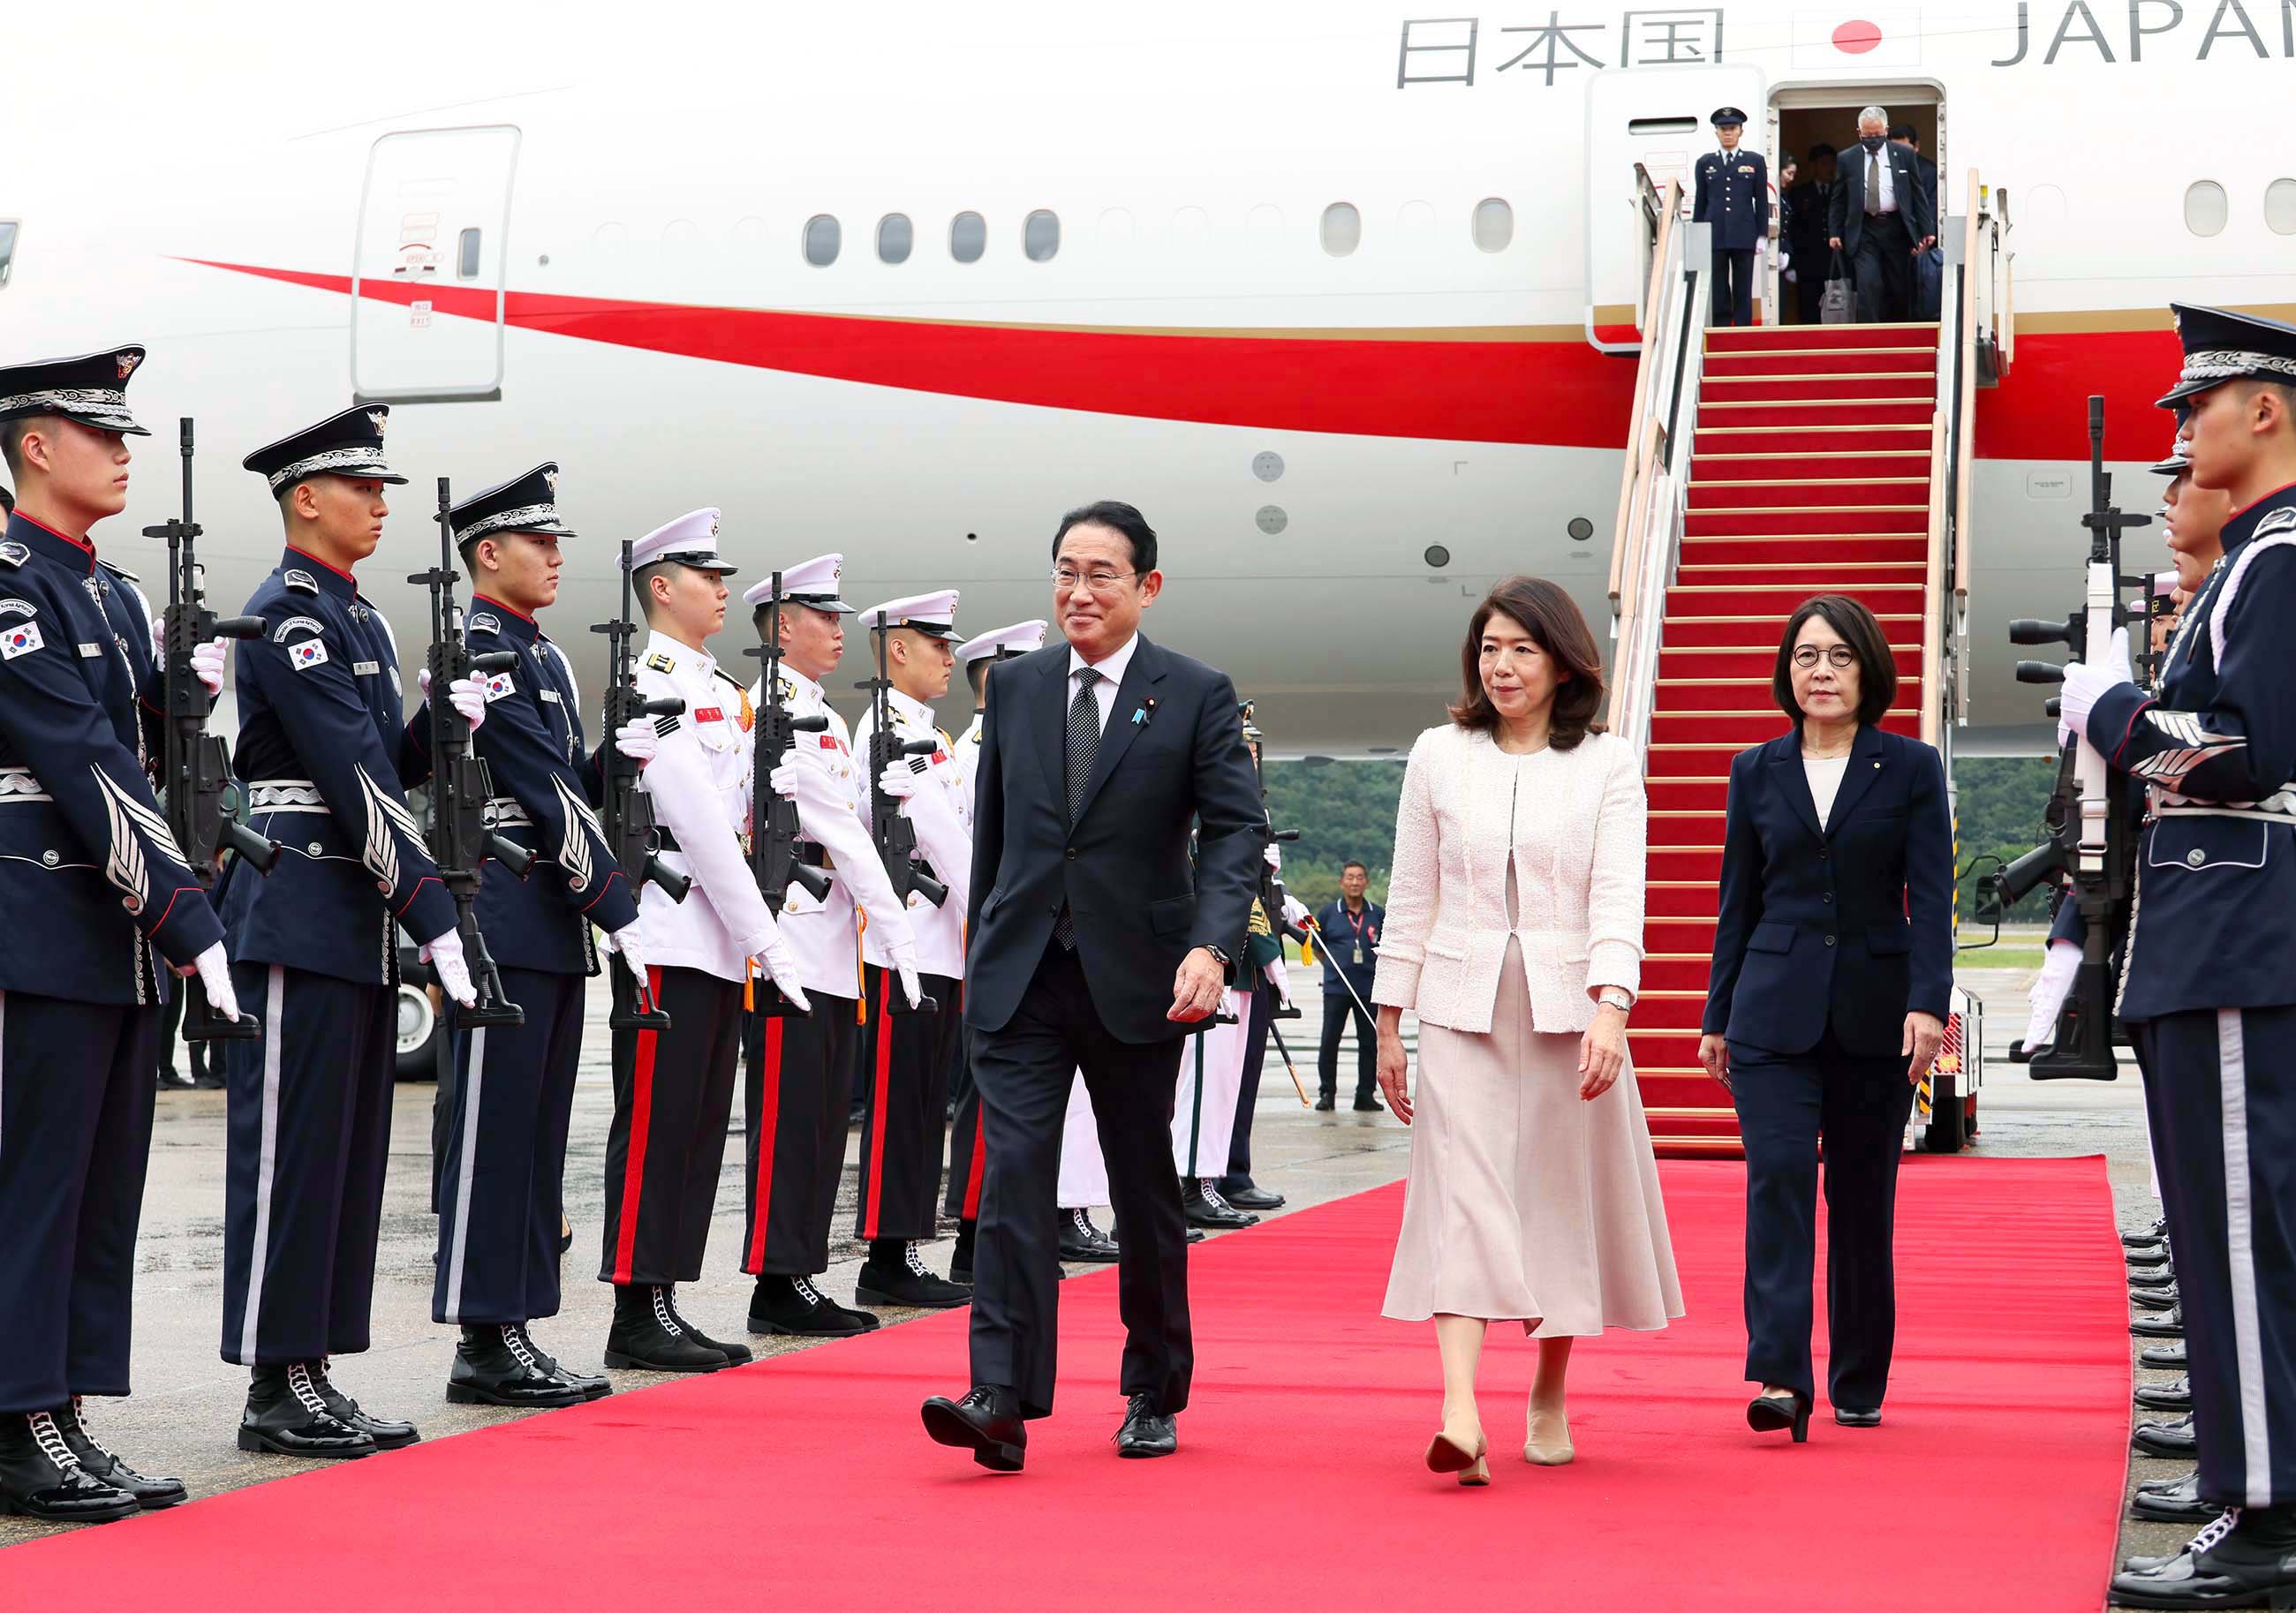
[10,1157,2129,1612]
[1641,320,1944,1153]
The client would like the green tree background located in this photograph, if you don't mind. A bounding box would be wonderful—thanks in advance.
[1949,754,2061,924]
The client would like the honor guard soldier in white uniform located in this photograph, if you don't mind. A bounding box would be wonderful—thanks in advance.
[1693,107,1766,328]
[0,348,242,1521]
[220,406,489,1459]
[431,465,649,1407]
[942,620,1048,1278]
[596,509,806,1372]
[850,590,974,1308]
[2061,306,2296,1613]
[737,554,925,1336]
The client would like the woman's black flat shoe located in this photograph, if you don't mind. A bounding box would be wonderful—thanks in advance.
[1747,1392,1811,1442]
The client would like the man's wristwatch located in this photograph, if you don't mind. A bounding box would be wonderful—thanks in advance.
[1597,987,1633,1014]
[1204,945,1231,968]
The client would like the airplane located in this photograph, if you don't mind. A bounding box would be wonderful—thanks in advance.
[4,0,2292,757]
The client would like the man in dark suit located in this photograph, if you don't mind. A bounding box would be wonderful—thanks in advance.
[1827,107,1937,325]
[1892,125,1944,320]
[1784,143,1838,326]
[1692,106,1766,328]
[920,500,1263,1473]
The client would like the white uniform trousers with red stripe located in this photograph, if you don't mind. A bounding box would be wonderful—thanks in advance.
[853,967,961,1242]
[597,967,743,1287]
[741,992,858,1277]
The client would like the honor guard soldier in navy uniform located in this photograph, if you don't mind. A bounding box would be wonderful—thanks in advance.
[595,510,807,1370]
[850,590,975,1309]
[0,348,243,1521]
[1693,108,1767,328]
[942,619,1048,1279]
[220,406,492,1459]
[737,554,925,1336]
[431,464,650,1406]
[2051,306,2296,1612]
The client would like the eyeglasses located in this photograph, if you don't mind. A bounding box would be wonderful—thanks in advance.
[1793,644,1858,669]
[1051,568,1138,594]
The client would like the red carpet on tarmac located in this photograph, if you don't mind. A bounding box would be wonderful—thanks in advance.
[10,1157,2129,1611]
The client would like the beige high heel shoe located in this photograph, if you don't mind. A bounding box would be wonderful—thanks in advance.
[1425,1428,1492,1486]
[1523,1405,1574,1466]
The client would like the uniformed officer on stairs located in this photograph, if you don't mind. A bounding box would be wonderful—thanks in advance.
[430,464,653,1407]
[0,347,243,1521]
[596,509,809,1371]
[221,405,491,1458]
[850,589,975,1310]
[1693,106,1767,328]
[737,553,926,1336]
[2051,305,2296,1612]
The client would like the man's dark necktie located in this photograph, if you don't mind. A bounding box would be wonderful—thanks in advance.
[1055,666,1102,948]
[1867,148,1882,217]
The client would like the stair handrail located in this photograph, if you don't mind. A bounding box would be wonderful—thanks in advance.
[1609,170,1684,610]
[1954,167,1981,609]
[1922,410,1948,750]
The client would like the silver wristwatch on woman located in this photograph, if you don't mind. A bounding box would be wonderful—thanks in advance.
[1597,987,1633,1014]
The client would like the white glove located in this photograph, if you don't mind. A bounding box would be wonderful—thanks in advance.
[2058,627,2133,743]
[887,938,925,1010]
[771,750,844,810]
[418,667,492,732]
[1282,893,1311,928]
[2022,938,2082,1051]
[602,921,650,982]
[190,638,227,696]
[1263,841,1282,871]
[420,927,479,1007]
[1263,956,1293,1008]
[877,758,922,802]
[750,931,811,1014]
[613,717,659,766]
[190,941,241,1023]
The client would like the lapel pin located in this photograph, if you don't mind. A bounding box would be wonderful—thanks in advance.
[1134,697,1157,727]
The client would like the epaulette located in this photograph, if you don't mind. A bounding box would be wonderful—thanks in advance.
[97,557,140,584]
[644,650,676,674]
[467,611,502,636]
[712,666,743,689]
[0,540,26,569]
[775,675,796,699]
[283,569,320,595]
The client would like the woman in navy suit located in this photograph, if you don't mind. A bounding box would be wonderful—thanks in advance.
[1697,595,1953,1440]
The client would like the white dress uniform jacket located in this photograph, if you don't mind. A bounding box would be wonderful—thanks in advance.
[629,630,776,984]
[748,665,918,1000]
[852,687,971,977]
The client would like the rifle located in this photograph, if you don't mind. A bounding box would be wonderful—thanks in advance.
[412,476,530,1050]
[743,570,831,1016]
[1240,700,1304,1023]
[593,537,691,1031]
[860,609,943,1015]
[1978,396,2152,1078]
[147,417,276,1041]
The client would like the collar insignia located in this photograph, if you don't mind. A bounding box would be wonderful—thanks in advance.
[283,569,320,594]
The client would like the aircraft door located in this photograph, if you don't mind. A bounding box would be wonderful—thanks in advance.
[351,124,520,403]
[1583,66,1765,350]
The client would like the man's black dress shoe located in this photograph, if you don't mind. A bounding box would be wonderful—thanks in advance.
[1182,1180,1258,1230]
[857,1245,972,1310]
[2134,1413,2201,1458]
[747,1276,877,1338]
[921,1384,1026,1473]
[2110,1505,2296,1609]
[2134,1283,2181,1309]
[606,1284,732,1371]
[1352,1092,1385,1112]
[1115,1392,1178,1458]
[156,1065,198,1092]
[52,1400,185,1509]
[2145,1341,2191,1370]
[239,1363,378,1458]
[1747,1390,1811,1442]
[2130,1261,2174,1285]
[449,1325,585,1408]
[2138,1376,2195,1413]
[2125,1218,2169,1248]
[1223,1183,1286,1211]
[192,1063,226,1090]
[1833,1406,1882,1428]
[0,1413,140,1522]
[306,1362,421,1450]
[2132,1472,2224,1526]
[2133,1305,2186,1338]
[661,1287,751,1366]
[1314,1092,1336,1112]
[1059,1209,1121,1263]
[513,1326,612,1399]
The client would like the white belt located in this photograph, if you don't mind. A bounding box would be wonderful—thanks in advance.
[2149,784,2296,824]
[246,779,326,811]
[487,796,533,829]
[0,766,53,803]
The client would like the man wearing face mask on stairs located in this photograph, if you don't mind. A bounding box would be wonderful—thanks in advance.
[1826,106,1936,326]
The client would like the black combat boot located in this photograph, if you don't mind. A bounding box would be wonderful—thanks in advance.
[949,1219,978,1285]
[449,1325,585,1408]
[1058,1209,1121,1263]
[0,1411,140,1522]
[747,1275,877,1337]
[661,1288,752,1365]
[512,1326,612,1400]
[2111,1504,2296,1609]
[52,1399,185,1508]
[856,1241,971,1309]
[307,1360,420,1449]
[604,1285,731,1372]
[238,1362,376,1458]
[1182,1179,1258,1229]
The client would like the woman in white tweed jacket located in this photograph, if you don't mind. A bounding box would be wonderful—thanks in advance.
[1373,577,1681,1487]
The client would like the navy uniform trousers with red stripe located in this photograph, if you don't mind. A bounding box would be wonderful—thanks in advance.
[434,968,585,1324]
[741,993,858,1276]
[853,968,962,1242]
[598,967,744,1286]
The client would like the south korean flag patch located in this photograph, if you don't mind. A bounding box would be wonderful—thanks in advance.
[288,637,330,672]
[0,621,42,660]
[484,671,515,703]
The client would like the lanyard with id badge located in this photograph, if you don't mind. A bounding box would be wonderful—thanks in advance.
[1339,903,1374,965]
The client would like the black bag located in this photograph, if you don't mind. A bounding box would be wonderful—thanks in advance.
[1821,251,1854,325]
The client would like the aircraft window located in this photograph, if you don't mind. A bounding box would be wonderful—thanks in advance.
[1320,202,1362,257]
[1023,209,1060,262]
[950,210,986,263]
[0,221,16,288]
[457,228,481,279]
[804,214,842,267]
[1173,206,1211,243]
[1628,117,1699,136]
[662,219,700,243]
[1472,197,1514,253]
[2185,181,2228,237]
[1399,200,1437,231]
[2267,179,2296,235]
[878,213,914,264]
